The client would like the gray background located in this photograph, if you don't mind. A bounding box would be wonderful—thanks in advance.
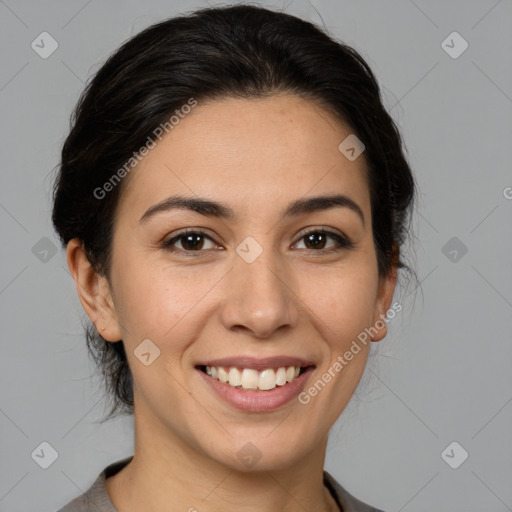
[1,0,511,511]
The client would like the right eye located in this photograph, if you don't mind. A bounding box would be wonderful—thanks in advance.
[162,230,221,254]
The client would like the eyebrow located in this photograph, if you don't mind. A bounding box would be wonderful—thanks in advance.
[139,194,365,226]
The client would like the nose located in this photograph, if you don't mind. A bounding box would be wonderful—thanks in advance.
[219,248,300,339]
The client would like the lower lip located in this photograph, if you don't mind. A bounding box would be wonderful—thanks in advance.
[197,367,315,412]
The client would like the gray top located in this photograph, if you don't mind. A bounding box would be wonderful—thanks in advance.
[57,456,384,512]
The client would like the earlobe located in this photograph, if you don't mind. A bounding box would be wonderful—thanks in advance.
[66,238,122,342]
[370,264,398,342]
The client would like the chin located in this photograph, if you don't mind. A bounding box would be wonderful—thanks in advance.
[199,428,318,473]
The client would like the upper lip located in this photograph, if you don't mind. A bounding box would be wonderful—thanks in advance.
[196,356,316,371]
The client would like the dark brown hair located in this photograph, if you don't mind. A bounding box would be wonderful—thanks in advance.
[52,4,416,418]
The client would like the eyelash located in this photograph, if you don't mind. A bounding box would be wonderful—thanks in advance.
[162,228,355,256]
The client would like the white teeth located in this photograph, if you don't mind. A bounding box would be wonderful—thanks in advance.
[275,367,287,386]
[259,369,276,390]
[203,365,303,391]
[228,367,242,386]
[218,367,229,383]
[241,368,259,390]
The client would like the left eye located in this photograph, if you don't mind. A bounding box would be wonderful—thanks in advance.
[293,230,353,251]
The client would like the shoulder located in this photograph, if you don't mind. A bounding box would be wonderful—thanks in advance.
[56,457,133,512]
[323,470,386,512]
[56,475,111,512]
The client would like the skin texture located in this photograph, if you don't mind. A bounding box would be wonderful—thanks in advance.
[67,94,397,511]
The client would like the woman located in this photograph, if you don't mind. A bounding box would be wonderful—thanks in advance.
[53,4,416,511]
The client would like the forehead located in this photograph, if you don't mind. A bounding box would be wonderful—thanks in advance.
[118,94,370,221]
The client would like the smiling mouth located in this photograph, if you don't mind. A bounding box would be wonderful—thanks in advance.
[197,365,312,391]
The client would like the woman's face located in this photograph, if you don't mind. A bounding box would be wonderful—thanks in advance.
[95,94,396,470]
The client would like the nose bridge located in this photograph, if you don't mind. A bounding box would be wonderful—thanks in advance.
[219,240,299,337]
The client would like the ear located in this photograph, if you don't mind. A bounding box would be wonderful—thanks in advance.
[66,238,122,342]
[370,256,398,342]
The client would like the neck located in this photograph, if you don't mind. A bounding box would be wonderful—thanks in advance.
[106,409,339,512]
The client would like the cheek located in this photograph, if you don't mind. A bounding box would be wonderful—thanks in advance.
[297,264,378,424]
[301,259,379,350]
[112,254,177,324]
[110,256,224,353]
[110,263,206,407]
